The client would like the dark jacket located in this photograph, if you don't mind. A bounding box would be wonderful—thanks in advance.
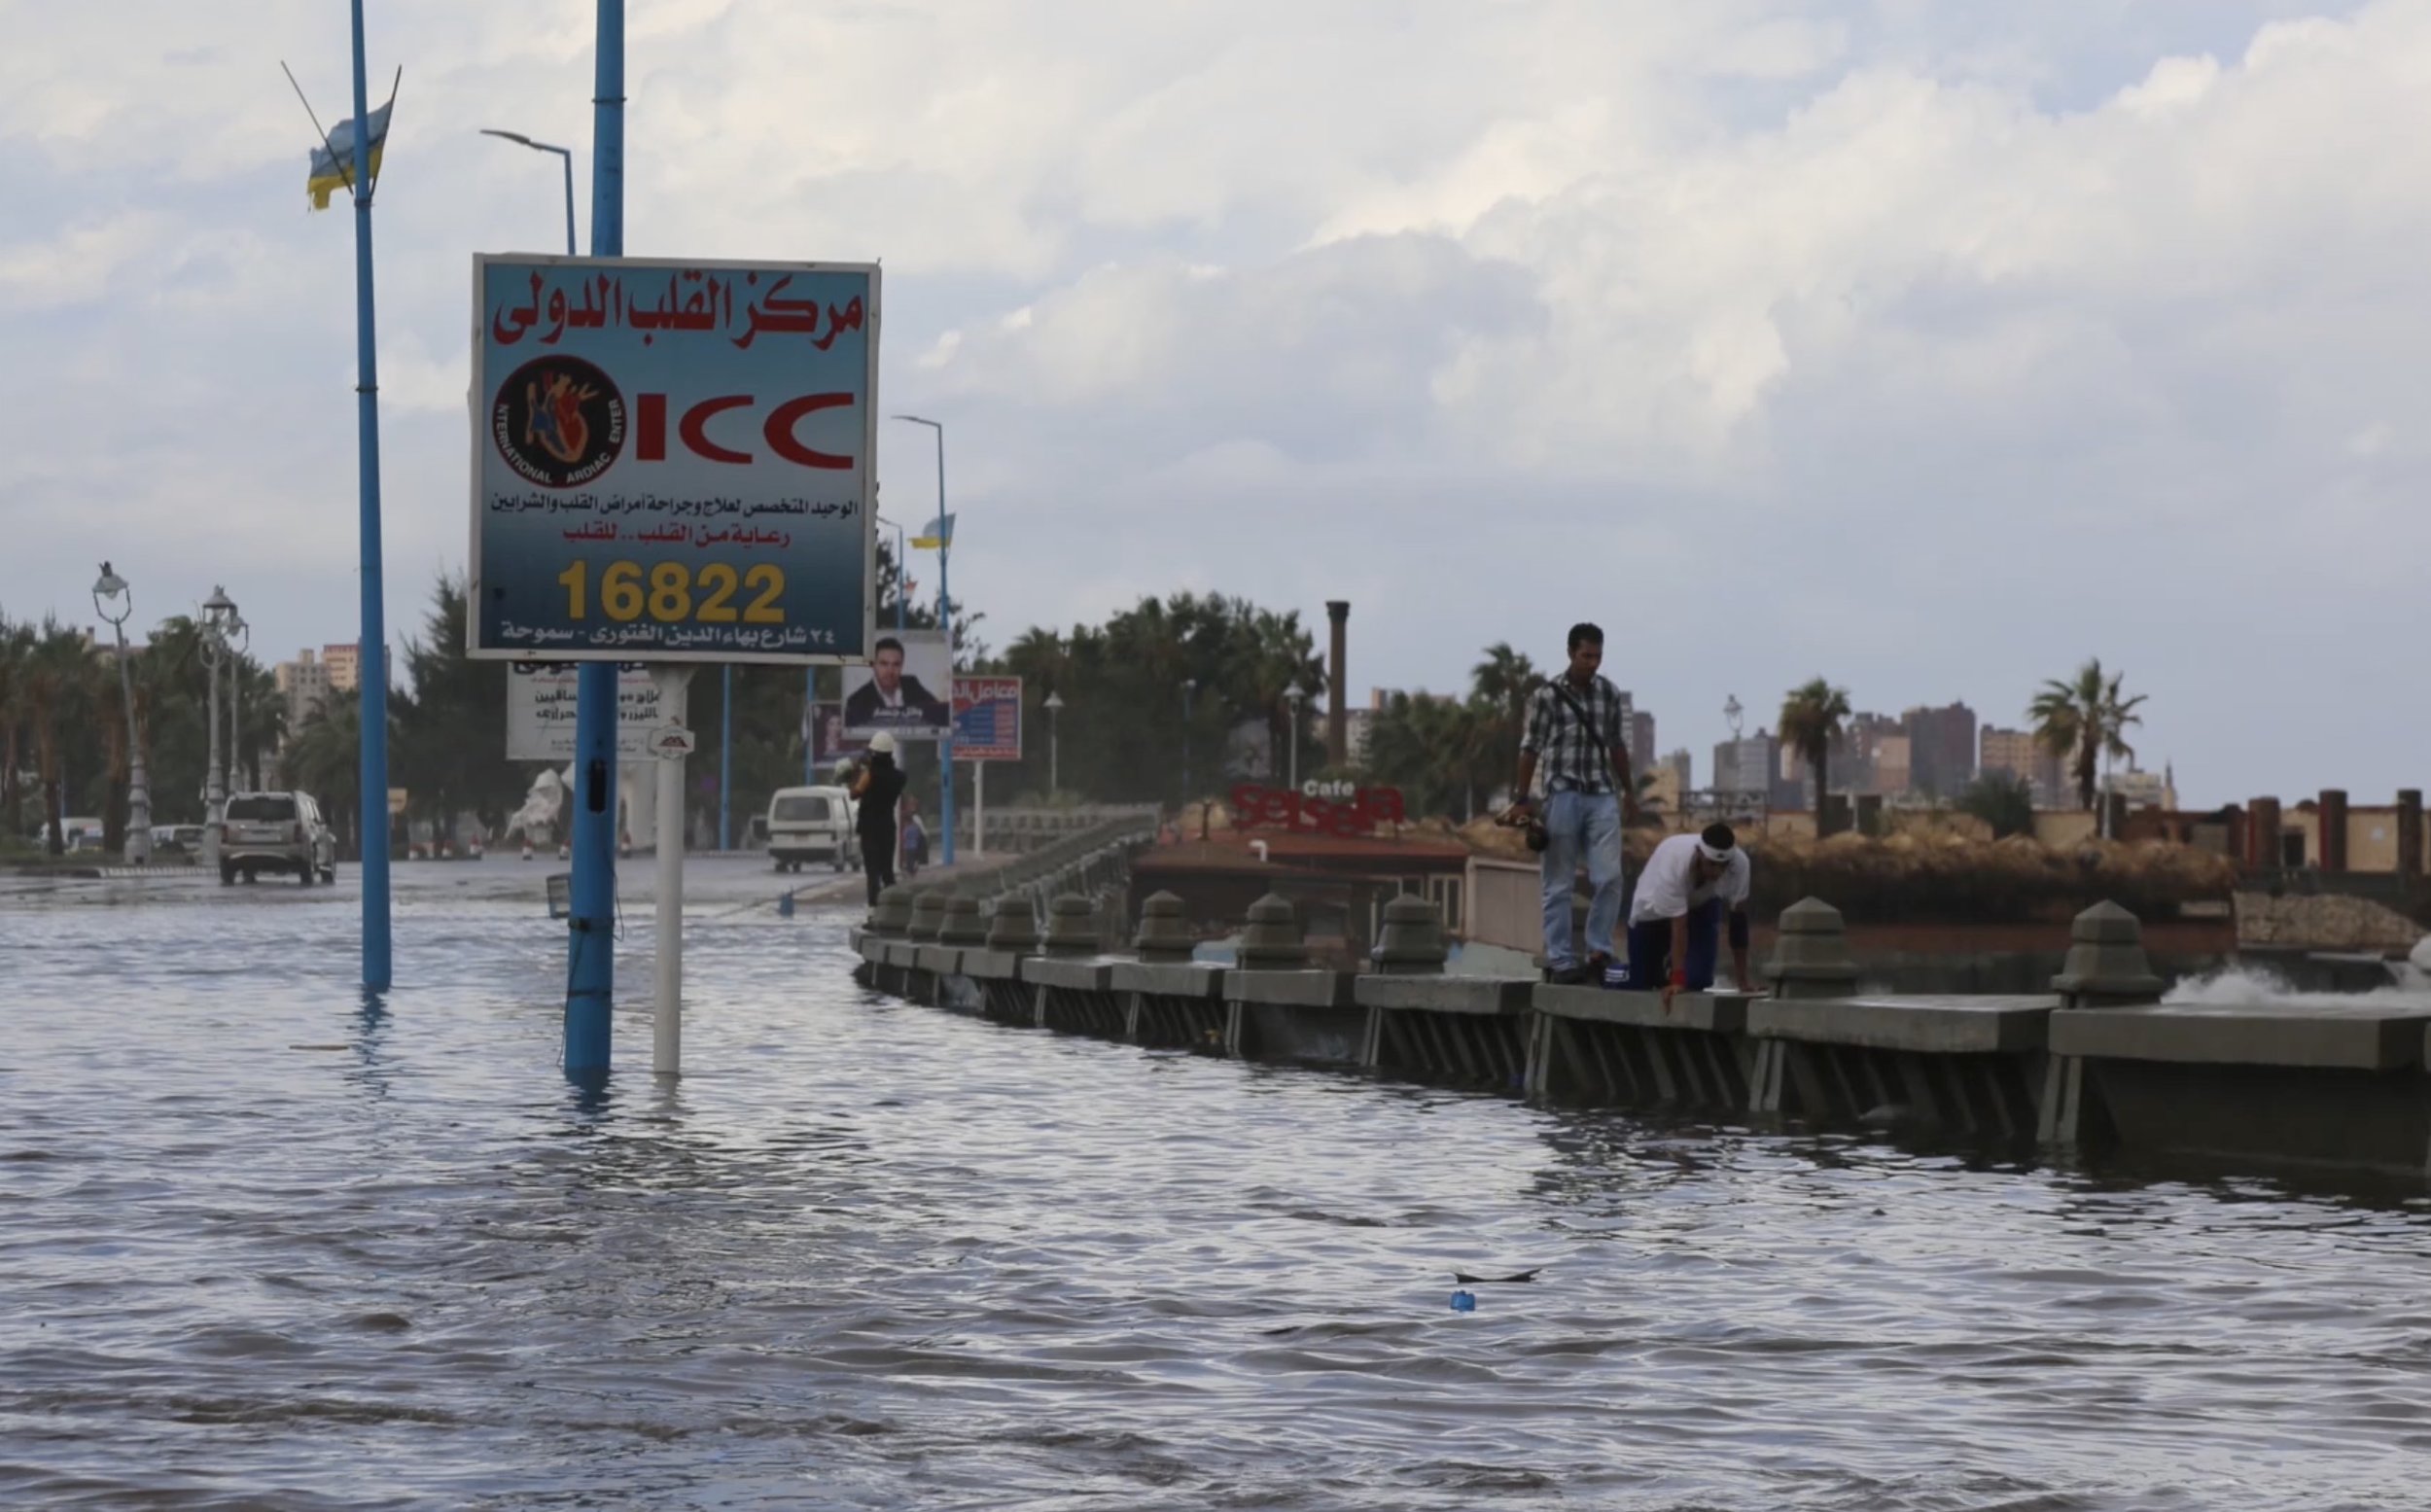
[854,756,906,838]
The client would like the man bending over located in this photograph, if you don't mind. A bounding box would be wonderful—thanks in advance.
[1621,823,1754,1007]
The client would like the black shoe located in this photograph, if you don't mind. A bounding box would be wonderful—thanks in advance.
[1547,965,1592,986]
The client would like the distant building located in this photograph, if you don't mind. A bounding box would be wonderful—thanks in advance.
[1712,729,1778,806]
[2112,763,2178,812]
[1629,710,1656,782]
[1666,748,1693,794]
[1902,702,1978,798]
[322,643,361,693]
[1980,726,2066,806]
[274,649,335,736]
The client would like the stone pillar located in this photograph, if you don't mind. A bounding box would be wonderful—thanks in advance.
[1238,893,1309,969]
[2248,795,2282,871]
[1132,891,1195,964]
[2319,790,2348,873]
[938,895,990,947]
[986,894,1041,954]
[1373,896,1449,975]
[1324,601,1350,770]
[1043,894,1102,958]
[905,889,950,943]
[1764,897,1859,1000]
[869,884,915,937]
[2398,790,2424,880]
[2052,900,2164,1008]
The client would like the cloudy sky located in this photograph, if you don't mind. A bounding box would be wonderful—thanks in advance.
[2,0,2422,805]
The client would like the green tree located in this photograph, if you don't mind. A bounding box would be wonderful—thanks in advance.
[393,574,517,837]
[2030,658,2146,814]
[1779,677,1853,827]
[20,620,97,853]
[287,689,365,857]
[1957,770,2036,839]
[0,616,30,837]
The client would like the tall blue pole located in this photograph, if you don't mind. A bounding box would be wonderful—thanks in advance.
[348,0,392,993]
[565,0,623,1077]
[719,664,732,852]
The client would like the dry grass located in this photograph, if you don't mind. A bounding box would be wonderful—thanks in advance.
[1449,816,2237,923]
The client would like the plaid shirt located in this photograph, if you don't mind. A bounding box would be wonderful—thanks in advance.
[1523,675,1627,794]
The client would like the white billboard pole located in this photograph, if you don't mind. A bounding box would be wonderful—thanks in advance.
[651,667,694,1078]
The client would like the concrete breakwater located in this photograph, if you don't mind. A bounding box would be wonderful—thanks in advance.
[855,882,2431,1186]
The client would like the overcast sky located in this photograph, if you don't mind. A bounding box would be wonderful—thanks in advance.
[2,0,2421,806]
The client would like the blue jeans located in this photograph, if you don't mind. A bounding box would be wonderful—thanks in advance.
[1539,790,1624,971]
[1616,898,1721,992]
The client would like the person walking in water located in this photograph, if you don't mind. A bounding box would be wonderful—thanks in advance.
[853,733,906,905]
[1504,622,1633,983]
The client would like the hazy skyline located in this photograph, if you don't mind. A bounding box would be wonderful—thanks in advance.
[2,0,2421,807]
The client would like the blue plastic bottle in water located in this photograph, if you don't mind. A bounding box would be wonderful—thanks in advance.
[1450,1289,1477,1313]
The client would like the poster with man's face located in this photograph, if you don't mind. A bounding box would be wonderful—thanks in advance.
[841,628,951,739]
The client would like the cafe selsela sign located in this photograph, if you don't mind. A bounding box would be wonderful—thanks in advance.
[1229,781,1408,836]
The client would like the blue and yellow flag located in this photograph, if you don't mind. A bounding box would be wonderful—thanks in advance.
[307,102,391,210]
[911,513,955,549]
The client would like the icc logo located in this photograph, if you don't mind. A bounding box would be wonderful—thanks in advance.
[493,357,627,488]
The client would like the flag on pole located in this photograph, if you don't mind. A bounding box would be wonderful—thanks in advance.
[307,102,392,210]
[911,513,956,549]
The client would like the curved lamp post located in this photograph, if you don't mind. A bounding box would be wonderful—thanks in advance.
[92,563,151,864]
[1043,690,1065,799]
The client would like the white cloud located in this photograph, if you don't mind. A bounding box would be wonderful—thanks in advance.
[0,0,2423,803]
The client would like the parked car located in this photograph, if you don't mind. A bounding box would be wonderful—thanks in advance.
[219,791,337,886]
[150,824,208,857]
[765,785,857,873]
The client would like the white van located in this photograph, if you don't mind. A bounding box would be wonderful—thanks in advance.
[766,786,857,873]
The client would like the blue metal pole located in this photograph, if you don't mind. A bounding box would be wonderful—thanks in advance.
[932,432,955,868]
[719,664,732,852]
[348,0,392,994]
[565,0,623,1077]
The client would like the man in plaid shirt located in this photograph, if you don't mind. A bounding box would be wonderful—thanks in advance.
[1508,622,1633,983]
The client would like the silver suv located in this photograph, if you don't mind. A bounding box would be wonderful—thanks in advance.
[220,791,337,886]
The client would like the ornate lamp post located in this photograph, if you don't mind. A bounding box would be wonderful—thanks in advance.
[92,563,151,865]
[199,586,239,869]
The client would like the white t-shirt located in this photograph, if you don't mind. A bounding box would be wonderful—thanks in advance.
[1629,833,1751,925]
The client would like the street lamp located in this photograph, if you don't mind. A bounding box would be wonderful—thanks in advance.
[1043,690,1065,798]
[892,414,955,866]
[92,563,151,865]
[225,611,251,793]
[198,586,238,870]
[478,128,578,256]
[1284,682,1306,792]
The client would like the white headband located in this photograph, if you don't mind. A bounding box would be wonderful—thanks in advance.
[1697,842,1732,863]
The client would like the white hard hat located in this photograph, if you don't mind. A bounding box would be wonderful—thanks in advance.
[868,732,898,756]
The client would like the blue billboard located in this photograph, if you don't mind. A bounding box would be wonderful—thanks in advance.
[468,254,878,663]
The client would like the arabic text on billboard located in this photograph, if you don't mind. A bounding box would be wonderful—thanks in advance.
[506,666,664,760]
[469,255,878,664]
[952,676,1022,762]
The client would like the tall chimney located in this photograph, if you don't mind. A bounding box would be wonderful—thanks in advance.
[1325,600,1350,770]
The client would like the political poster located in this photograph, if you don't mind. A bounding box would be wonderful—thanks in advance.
[952,676,1022,762]
[506,665,664,760]
[468,254,878,664]
[806,701,870,768]
[840,628,950,740]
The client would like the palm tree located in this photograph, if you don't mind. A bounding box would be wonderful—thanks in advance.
[286,691,362,857]
[0,615,30,838]
[1779,677,1852,830]
[19,620,94,854]
[2030,658,2146,818]
[1469,642,1540,790]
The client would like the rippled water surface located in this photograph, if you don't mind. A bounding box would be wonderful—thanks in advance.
[7,872,2431,1510]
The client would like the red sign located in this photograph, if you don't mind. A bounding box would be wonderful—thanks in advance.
[1230,783,1407,837]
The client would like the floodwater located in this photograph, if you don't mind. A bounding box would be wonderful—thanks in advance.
[7,867,2431,1510]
